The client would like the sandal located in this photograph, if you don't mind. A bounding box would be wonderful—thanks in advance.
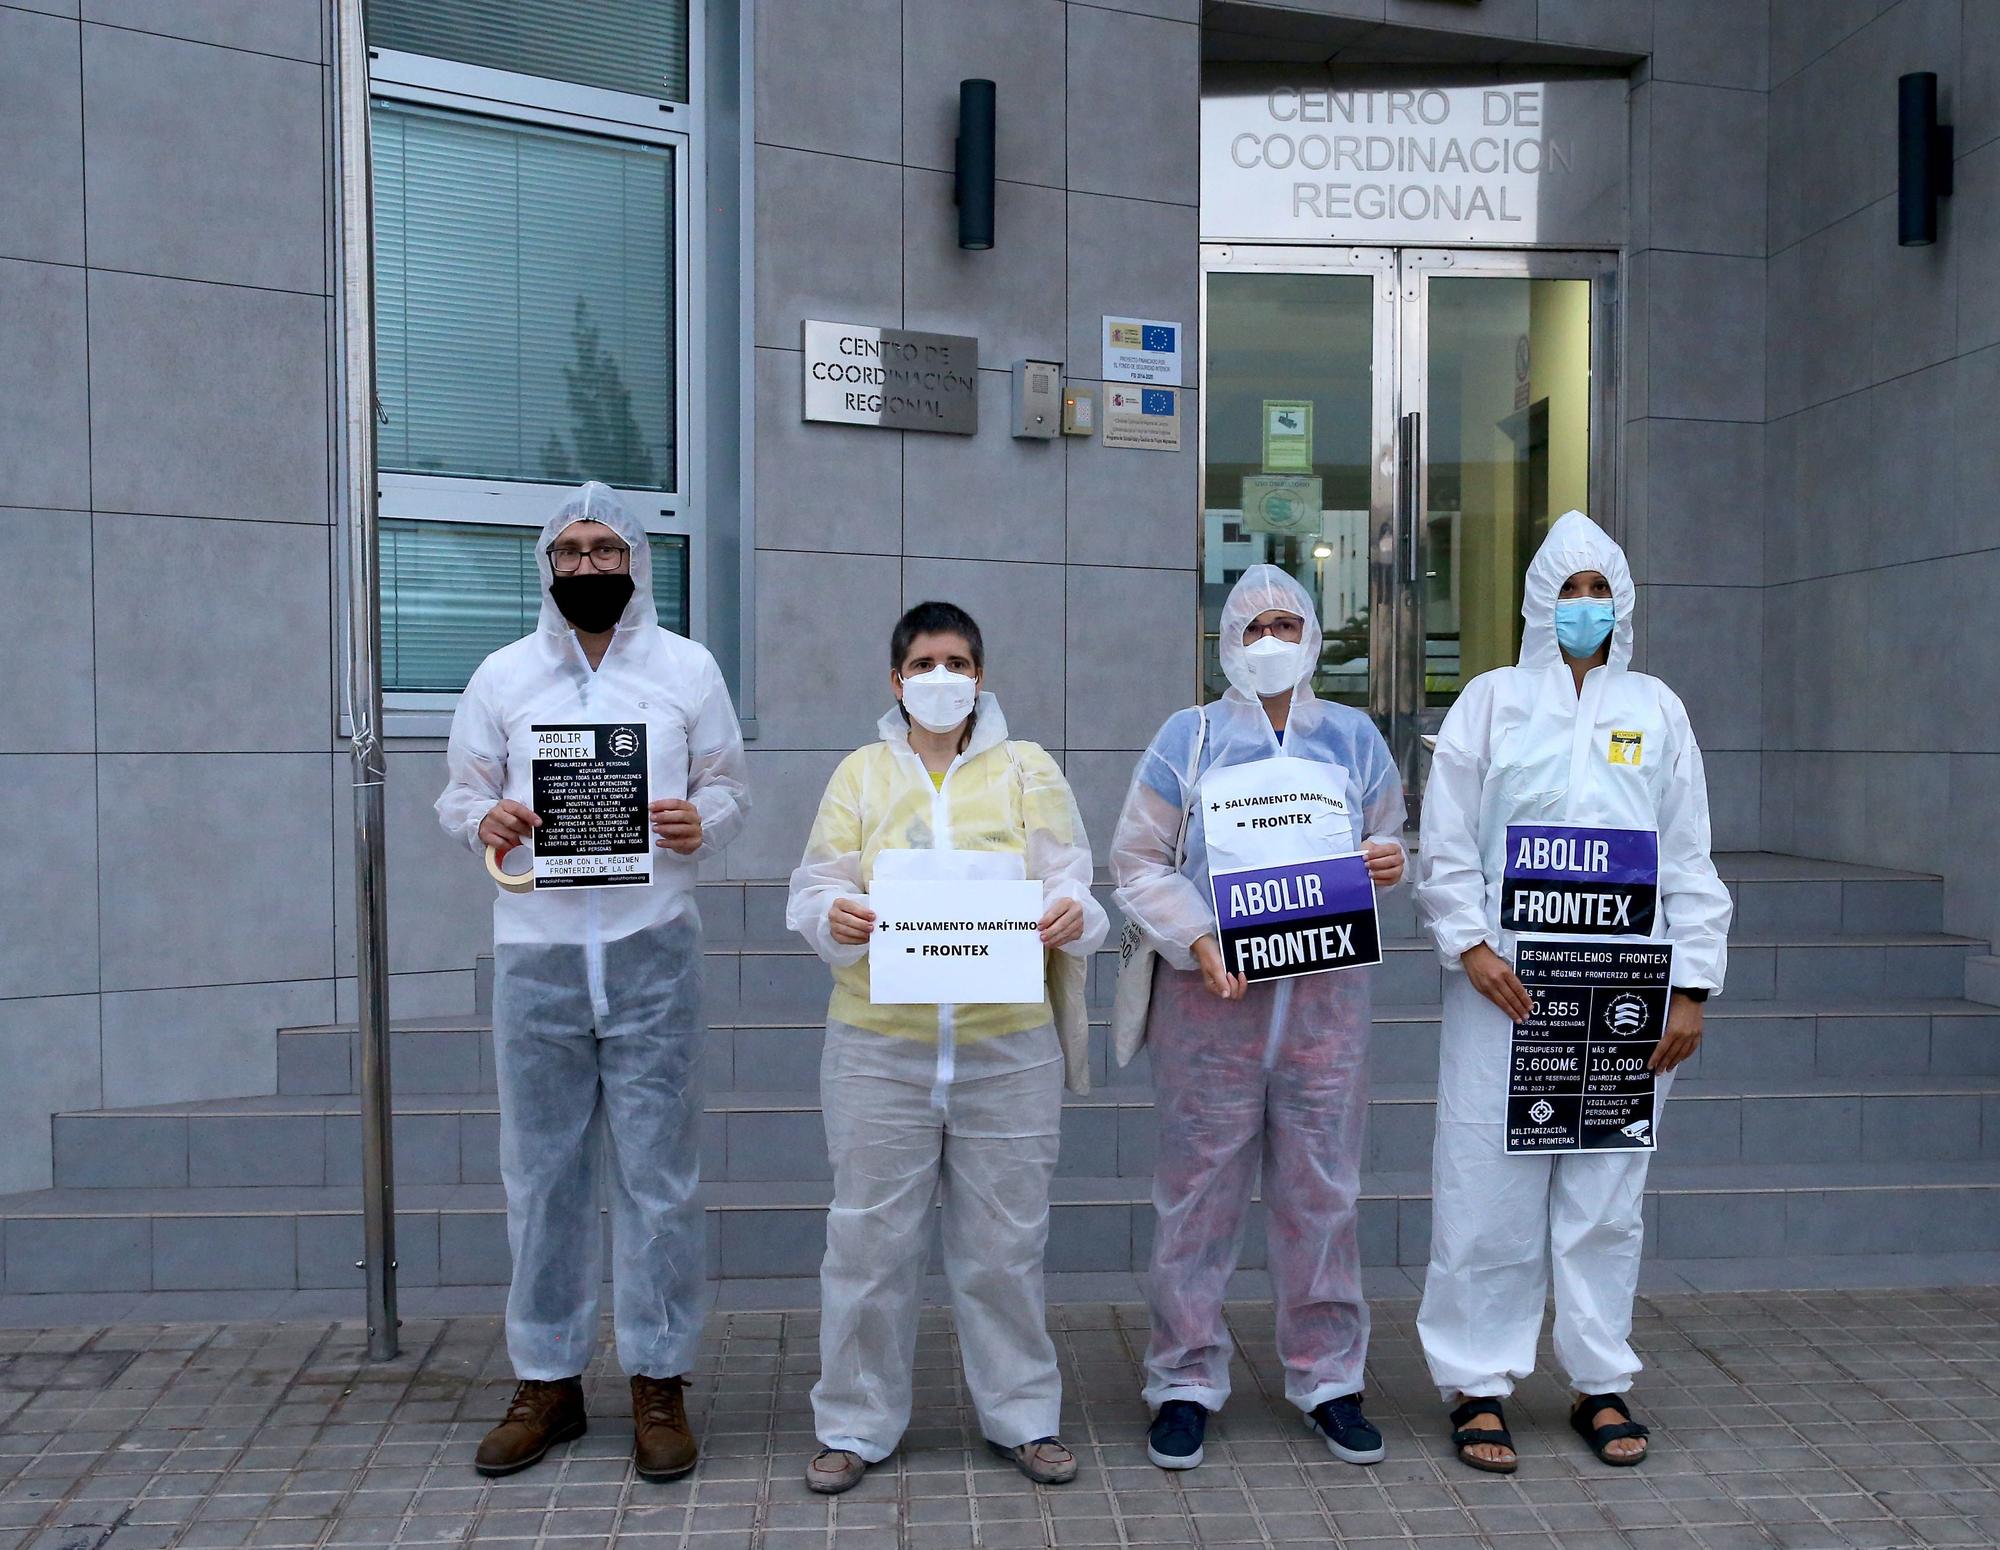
[1448,1397,1518,1475]
[1570,1392,1649,1466]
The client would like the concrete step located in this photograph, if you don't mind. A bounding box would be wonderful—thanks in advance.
[277,998,2000,1097]
[351,928,1995,1069]
[55,1064,2000,1191]
[4,1159,1998,1293]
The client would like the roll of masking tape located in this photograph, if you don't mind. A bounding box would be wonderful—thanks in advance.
[485,844,535,894]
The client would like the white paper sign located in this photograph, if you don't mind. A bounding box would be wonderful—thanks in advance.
[1200,756,1356,872]
[1102,316,1183,385]
[868,879,1046,1005]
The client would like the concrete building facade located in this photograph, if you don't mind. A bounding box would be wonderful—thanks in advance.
[3,0,1999,1286]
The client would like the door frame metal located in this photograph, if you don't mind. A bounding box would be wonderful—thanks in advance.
[1197,243,1621,812]
[1394,247,1621,797]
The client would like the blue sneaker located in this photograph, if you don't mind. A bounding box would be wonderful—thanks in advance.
[1309,1393,1386,1464]
[1147,1400,1207,1470]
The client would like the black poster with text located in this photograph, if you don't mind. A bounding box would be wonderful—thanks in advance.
[1505,936,1673,1154]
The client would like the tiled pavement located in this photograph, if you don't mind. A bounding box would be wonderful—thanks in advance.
[5,1289,2000,1550]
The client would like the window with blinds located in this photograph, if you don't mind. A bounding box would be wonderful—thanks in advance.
[381,519,689,693]
[372,102,676,492]
[365,0,690,104]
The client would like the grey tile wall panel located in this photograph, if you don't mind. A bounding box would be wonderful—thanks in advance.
[87,271,329,523]
[900,0,1066,187]
[0,7,84,265]
[80,24,324,292]
[0,511,96,753]
[98,754,333,992]
[81,0,324,61]
[0,755,98,999]
[0,995,102,1194]
[753,146,902,352]
[0,260,88,511]
[92,514,331,754]
[900,556,1068,749]
[99,979,331,1109]
[1652,0,1769,90]
[752,0,900,161]
[1065,7,1197,205]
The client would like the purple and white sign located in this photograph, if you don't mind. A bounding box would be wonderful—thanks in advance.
[1210,852,1382,984]
[1501,823,1658,936]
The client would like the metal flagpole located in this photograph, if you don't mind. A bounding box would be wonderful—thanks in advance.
[331,0,398,1362]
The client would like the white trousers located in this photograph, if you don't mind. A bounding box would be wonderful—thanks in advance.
[812,1021,1064,1461]
[1417,1118,1653,1399]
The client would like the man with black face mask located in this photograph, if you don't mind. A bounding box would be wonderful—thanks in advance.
[437,481,749,1483]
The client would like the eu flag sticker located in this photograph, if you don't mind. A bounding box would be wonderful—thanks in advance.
[1141,389,1175,415]
[1141,324,1176,353]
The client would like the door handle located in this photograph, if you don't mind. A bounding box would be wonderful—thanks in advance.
[1397,410,1421,585]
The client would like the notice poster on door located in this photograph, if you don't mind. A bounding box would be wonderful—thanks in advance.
[1505,936,1673,1154]
[527,724,653,889]
[867,878,1046,1004]
[1261,399,1314,472]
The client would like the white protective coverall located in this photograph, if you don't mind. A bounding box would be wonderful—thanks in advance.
[1111,565,1407,1414]
[1414,510,1731,1400]
[436,482,749,1382]
[786,695,1108,1461]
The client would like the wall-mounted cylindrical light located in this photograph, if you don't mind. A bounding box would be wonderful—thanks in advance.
[955,79,996,251]
[1898,72,1954,246]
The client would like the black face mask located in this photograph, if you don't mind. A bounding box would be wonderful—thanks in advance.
[549,574,635,634]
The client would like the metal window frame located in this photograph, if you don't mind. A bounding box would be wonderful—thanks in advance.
[360,23,709,732]
[1197,242,1622,804]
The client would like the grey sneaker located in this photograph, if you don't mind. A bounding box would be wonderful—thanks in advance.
[990,1436,1077,1485]
[805,1447,867,1494]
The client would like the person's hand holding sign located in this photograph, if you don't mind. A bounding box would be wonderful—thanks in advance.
[651,797,703,855]
[479,800,541,856]
[1648,994,1704,1073]
[1039,897,1084,949]
[828,897,878,946]
[1362,840,1405,887]
[1192,935,1248,1002]
[1462,942,1534,1022]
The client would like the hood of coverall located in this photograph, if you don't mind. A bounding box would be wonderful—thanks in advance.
[535,481,656,639]
[1217,564,1324,704]
[1517,510,1635,674]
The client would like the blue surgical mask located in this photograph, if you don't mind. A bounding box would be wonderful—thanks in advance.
[1554,598,1616,658]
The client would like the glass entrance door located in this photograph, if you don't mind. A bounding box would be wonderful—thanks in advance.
[1200,245,1616,814]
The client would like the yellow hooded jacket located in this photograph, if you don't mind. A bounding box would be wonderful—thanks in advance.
[786,695,1109,1042]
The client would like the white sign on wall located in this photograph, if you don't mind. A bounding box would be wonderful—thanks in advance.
[1102,317,1183,385]
[1201,71,1628,246]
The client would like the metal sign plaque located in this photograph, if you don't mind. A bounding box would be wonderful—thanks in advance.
[802,320,979,434]
[1201,70,1628,247]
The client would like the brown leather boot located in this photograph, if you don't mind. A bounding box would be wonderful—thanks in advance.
[473,1377,587,1477]
[631,1374,698,1482]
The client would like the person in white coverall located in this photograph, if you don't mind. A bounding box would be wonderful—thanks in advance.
[1111,565,1407,1472]
[437,482,748,1483]
[787,601,1108,1495]
[1414,511,1730,1474]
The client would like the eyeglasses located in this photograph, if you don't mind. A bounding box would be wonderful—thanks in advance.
[547,541,631,574]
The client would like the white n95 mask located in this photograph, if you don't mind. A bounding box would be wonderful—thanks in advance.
[1241,635,1307,697]
[900,666,977,732]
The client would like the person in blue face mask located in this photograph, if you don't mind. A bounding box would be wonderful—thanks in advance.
[1413,513,1731,1475]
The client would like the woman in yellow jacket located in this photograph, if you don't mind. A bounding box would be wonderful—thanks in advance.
[787,602,1109,1494]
